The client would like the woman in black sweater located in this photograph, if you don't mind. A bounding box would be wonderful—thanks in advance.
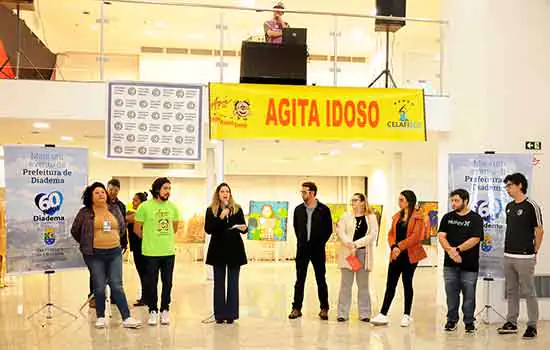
[204,183,248,324]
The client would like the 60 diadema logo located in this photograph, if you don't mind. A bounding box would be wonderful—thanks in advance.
[474,199,504,253]
[33,191,65,223]
[35,191,64,215]
[474,199,503,223]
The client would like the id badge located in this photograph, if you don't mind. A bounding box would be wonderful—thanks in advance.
[103,220,112,232]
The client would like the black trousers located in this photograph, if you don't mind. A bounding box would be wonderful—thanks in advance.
[380,253,418,316]
[132,249,147,300]
[213,265,241,321]
[144,255,175,313]
[292,245,329,310]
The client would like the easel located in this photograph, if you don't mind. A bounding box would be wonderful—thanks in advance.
[27,270,78,320]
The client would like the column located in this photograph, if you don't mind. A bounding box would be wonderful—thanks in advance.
[204,141,224,281]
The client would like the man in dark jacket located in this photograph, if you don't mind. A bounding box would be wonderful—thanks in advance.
[289,182,333,320]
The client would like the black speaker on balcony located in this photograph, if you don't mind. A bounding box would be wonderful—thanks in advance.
[375,0,406,33]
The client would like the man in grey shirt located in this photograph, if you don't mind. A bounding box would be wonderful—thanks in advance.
[289,182,332,320]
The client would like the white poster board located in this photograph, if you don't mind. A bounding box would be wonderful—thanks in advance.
[107,81,203,161]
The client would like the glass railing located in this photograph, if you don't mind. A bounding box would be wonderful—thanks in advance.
[4,0,446,95]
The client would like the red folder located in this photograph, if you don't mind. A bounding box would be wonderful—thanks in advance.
[346,255,362,272]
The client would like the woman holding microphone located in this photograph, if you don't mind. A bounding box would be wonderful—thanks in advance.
[336,193,379,322]
[204,183,248,324]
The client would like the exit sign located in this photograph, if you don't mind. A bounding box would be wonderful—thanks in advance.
[525,141,542,151]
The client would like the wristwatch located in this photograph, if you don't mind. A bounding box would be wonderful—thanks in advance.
[456,247,461,253]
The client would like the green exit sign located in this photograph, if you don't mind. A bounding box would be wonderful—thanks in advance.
[525,141,542,151]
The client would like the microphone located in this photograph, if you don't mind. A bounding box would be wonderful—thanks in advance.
[222,200,230,222]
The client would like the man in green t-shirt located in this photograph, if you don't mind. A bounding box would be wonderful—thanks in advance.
[135,177,180,326]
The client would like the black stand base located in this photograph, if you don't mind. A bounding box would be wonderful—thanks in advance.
[368,30,397,88]
[27,270,78,321]
[474,276,506,324]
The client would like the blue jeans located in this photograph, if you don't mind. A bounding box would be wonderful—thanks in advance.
[84,248,131,319]
[444,266,478,324]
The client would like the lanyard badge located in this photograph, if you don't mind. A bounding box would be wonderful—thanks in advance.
[103,219,112,232]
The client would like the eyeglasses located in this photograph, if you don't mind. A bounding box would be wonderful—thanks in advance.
[351,198,361,202]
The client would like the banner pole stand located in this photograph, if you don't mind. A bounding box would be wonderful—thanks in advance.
[474,276,506,324]
[27,270,78,321]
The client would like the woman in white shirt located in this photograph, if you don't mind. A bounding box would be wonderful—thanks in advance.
[336,193,379,322]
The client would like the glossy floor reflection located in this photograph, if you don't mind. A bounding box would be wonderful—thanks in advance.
[0,260,547,349]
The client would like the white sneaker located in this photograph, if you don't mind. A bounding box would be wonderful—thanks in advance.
[160,311,170,325]
[148,311,158,326]
[122,317,142,329]
[400,315,412,327]
[371,313,389,326]
[95,317,106,329]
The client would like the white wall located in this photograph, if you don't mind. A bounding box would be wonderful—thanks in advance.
[440,0,550,320]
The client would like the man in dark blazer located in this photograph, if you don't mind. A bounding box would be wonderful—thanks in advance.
[289,181,333,320]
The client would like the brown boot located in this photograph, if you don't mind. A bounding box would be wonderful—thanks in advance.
[288,309,302,319]
[319,309,329,320]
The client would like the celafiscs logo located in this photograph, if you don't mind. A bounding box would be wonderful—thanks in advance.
[474,199,504,253]
[34,191,65,222]
[386,100,423,129]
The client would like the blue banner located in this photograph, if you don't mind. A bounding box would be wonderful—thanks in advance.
[4,146,88,274]
[448,154,532,278]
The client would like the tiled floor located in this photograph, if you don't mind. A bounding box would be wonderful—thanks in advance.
[0,259,546,349]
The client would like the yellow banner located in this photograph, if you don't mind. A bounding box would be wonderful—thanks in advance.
[209,83,426,141]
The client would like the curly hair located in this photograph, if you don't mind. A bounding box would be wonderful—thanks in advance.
[82,182,107,208]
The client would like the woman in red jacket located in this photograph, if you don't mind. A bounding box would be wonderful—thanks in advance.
[371,190,427,327]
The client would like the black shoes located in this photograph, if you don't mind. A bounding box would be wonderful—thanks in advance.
[522,326,537,339]
[497,322,518,334]
[133,299,146,307]
[444,321,457,332]
[497,322,537,339]
[337,317,347,322]
[361,318,370,323]
[288,309,303,319]
[465,323,476,334]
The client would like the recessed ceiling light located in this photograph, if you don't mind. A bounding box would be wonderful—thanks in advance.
[313,155,324,161]
[351,143,364,149]
[144,30,155,36]
[33,122,49,129]
[329,149,341,156]
[61,136,74,141]
[90,24,98,31]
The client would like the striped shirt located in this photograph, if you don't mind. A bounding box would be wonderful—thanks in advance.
[504,198,543,258]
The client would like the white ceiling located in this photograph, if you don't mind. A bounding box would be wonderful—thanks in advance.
[20,0,442,57]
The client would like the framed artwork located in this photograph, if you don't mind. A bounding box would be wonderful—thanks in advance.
[247,201,289,241]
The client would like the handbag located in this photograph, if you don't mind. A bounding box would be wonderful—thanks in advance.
[346,254,362,272]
